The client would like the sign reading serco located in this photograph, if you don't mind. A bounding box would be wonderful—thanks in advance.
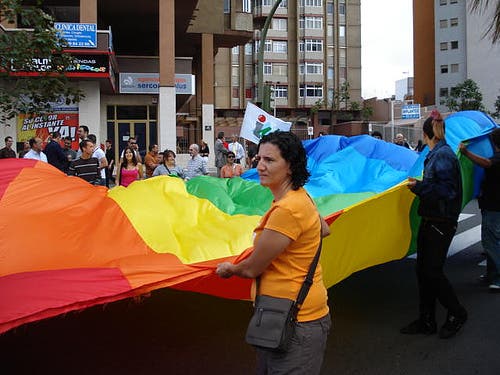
[119,73,196,95]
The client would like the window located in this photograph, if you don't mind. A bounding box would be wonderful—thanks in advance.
[441,65,448,73]
[245,43,253,55]
[440,19,448,28]
[339,2,346,15]
[339,25,346,38]
[242,0,252,13]
[299,16,323,29]
[272,18,288,31]
[440,42,448,51]
[450,18,458,27]
[264,63,272,75]
[327,66,334,79]
[300,0,322,6]
[299,39,323,52]
[232,46,239,54]
[327,2,334,14]
[440,0,447,5]
[450,0,458,3]
[439,87,449,97]
[265,40,272,52]
[299,84,323,97]
[231,65,239,81]
[273,40,287,53]
[299,62,323,75]
[224,0,231,13]
[451,63,459,73]
[275,85,288,98]
[451,40,458,49]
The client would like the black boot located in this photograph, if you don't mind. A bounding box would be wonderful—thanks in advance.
[439,309,467,339]
[400,314,437,335]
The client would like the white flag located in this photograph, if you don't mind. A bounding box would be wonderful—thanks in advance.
[239,102,292,144]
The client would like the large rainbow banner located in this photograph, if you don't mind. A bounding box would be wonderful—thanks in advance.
[0,111,497,334]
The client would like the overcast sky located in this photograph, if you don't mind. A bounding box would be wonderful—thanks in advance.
[361,0,414,99]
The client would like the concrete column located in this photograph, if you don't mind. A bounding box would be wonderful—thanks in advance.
[78,81,100,137]
[201,33,215,168]
[158,0,176,151]
[80,0,97,23]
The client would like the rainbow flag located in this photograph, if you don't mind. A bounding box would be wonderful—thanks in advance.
[0,111,497,334]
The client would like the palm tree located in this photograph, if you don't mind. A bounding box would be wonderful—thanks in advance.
[470,0,500,43]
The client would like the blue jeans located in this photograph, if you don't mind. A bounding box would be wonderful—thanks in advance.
[482,210,500,286]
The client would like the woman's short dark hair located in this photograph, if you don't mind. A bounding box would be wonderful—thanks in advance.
[258,131,310,190]
[163,149,176,159]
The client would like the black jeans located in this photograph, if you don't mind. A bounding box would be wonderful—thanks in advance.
[416,218,464,319]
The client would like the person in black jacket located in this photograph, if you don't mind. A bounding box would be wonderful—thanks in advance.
[460,128,500,291]
[44,131,67,171]
[401,111,467,339]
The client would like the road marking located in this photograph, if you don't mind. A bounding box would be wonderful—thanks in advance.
[408,222,481,259]
[448,225,481,256]
[459,213,474,222]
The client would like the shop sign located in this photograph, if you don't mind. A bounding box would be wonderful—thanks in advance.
[119,73,196,95]
[55,23,97,48]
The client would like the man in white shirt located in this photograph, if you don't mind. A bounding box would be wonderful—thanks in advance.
[88,134,108,186]
[228,135,245,164]
[185,143,207,180]
[23,137,48,162]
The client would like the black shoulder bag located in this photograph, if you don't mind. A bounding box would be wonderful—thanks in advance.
[245,234,323,352]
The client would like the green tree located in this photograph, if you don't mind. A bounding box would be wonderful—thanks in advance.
[0,0,83,123]
[492,95,500,118]
[361,103,374,122]
[335,81,350,110]
[442,79,485,112]
[470,0,500,43]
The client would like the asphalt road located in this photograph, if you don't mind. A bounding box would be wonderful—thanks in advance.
[1,201,499,375]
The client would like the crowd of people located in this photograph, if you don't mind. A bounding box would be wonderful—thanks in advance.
[0,129,255,187]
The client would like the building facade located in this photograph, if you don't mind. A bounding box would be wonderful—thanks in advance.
[1,0,253,165]
[414,0,500,113]
[214,0,361,132]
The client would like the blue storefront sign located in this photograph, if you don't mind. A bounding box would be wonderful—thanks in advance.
[401,104,421,119]
[55,23,97,48]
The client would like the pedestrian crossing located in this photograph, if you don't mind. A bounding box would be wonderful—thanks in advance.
[408,213,482,259]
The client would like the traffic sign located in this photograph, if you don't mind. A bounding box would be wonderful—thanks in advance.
[401,104,420,119]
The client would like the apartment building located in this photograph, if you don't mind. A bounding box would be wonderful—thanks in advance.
[414,0,500,113]
[214,0,361,130]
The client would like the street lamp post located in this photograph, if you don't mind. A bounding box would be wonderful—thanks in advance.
[256,0,283,111]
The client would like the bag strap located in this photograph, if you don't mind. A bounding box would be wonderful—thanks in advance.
[295,235,322,309]
[256,216,323,311]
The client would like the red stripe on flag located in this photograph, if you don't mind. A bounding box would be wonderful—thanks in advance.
[0,159,38,201]
[0,268,131,334]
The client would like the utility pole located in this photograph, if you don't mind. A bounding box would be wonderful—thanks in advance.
[256,0,283,112]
